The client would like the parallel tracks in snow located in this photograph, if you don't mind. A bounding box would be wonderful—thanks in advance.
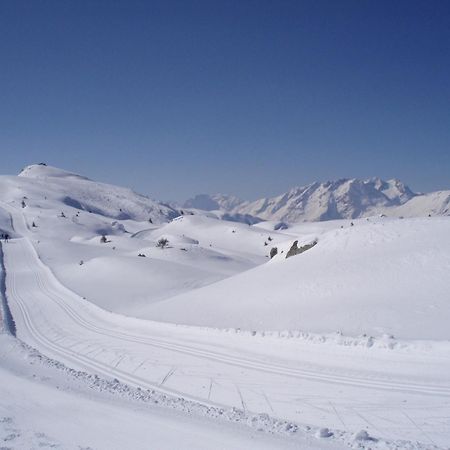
[2,198,450,426]
[5,237,450,399]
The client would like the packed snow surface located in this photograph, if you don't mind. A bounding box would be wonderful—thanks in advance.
[0,335,313,450]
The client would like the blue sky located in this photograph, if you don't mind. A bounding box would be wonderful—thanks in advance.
[1,0,449,201]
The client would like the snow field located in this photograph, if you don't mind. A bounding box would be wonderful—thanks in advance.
[0,164,449,448]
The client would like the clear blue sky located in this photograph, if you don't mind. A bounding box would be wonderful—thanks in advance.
[1,0,449,201]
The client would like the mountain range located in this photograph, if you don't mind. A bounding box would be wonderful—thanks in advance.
[184,178,450,223]
[5,164,450,225]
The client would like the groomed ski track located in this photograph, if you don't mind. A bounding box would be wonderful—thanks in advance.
[1,201,450,447]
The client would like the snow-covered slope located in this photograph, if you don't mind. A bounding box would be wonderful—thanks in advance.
[0,335,306,450]
[50,214,290,318]
[14,163,180,223]
[146,216,450,340]
[0,164,288,319]
[184,178,450,223]
[392,190,450,217]
[2,165,449,339]
[136,214,290,259]
[1,164,450,449]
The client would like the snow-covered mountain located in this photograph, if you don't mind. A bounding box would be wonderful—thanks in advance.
[13,163,180,223]
[184,178,450,222]
[183,193,244,211]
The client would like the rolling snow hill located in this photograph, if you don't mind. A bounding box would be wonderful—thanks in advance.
[0,164,290,318]
[146,216,450,340]
[184,178,450,222]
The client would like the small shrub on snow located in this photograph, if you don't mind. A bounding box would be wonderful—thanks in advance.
[156,238,169,249]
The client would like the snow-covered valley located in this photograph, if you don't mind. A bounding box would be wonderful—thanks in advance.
[1,164,449,449]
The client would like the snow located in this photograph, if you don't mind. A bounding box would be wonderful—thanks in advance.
[0,164,449,449]
[0,207,16,238]
[183,193,245,211]
[183,178,449,223]
[12,163,180,224]
[0,335,313,450]
[146,216,450,340]
[316,427,333,438]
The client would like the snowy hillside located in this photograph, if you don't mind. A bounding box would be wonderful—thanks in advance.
[184,178,450,222]
[2,164,448,338]
[143,216,450,340]
[0,164,292,318]
[15,163,180,223]
[1,163,450,449]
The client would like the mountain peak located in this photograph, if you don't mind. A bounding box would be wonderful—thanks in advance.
[14,163,179,224]
[19,163,91,181]
[183,177,429,223]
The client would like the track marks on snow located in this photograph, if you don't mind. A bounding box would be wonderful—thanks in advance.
[160,367,176,387]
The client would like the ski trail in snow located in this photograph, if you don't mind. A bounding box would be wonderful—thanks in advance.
[207,378,213,401]
[160,367,176,386]
[402,410,437,446]
[0,242,16,336]
[2,200,450,447]
[350,407,384,436]
[235,384,247,412]
[83,345,102,356]
[261,389,275,414]
[132,359,150,375]
[12,250,450,398]
[301,399,333,415]
[114,355,126,369]
[329,401,347,430]
[3,208,450,399]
